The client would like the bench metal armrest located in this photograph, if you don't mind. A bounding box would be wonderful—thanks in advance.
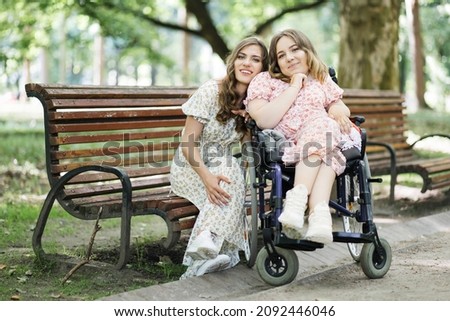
[409,133,450,150]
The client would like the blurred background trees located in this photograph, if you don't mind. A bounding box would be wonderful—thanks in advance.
[0,0,449,111]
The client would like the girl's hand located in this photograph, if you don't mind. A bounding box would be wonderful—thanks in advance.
[331,114,353,134]
[231,109,250,123]
[290,73,307,90]
[327,99,352,134]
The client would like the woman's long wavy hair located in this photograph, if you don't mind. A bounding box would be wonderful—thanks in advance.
[269,29,328,84]
[216,36,268,134]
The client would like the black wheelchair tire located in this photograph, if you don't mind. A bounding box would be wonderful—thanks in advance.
[360,238,392,279]
[256,246,299,286]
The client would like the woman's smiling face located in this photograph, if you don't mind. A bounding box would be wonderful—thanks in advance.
[234,44,265,86]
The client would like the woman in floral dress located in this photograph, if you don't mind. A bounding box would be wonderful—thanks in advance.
[170,37,268,279]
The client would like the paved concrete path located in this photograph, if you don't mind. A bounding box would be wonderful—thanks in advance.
[101,211,450,301]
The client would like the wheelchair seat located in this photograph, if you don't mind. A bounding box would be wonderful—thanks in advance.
[256,126,365,171]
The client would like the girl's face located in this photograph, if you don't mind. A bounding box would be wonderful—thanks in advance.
[276,36,309,77]
[234,44,265,86]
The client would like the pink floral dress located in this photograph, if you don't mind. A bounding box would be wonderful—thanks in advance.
[245,71,361,176]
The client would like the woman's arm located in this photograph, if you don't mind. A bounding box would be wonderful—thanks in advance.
[181,116,231,205]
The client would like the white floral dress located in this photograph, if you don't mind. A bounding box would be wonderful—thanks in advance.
[169,80,250,279]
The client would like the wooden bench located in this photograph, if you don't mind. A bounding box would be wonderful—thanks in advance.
[26,83,200,269]
[342,89,450,202]
[26,83,450,270]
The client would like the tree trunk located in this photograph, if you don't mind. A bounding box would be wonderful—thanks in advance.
[58,15,67,83]
[181,8,190,85]
[338,0,401,90]
[185,0,229,60]
[405,0,428,109]
[93,33,106,85]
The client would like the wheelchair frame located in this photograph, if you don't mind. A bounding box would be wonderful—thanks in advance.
[243,118,392,286]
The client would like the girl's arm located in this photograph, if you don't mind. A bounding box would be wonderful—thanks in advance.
[247,86,300,129]
[327,99,352,134]
[247,73,306,129]
[181,116,231,205]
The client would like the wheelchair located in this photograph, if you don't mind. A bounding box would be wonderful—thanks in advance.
[242,117,392,286]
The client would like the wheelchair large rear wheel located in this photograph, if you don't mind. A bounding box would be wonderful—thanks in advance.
[342,155,371,261]
[342,173,363,261]
[244,150,260,268]
[256,246,298,286]
[343,216,362,261]
[360,238,392,279]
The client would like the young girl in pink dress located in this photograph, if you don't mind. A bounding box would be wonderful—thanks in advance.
[245,29,361,244]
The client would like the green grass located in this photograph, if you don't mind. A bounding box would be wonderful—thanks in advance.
[0,200,186,301]
[1,248,158,301]
[407,110,450,136]
[0,119,45,169]
[0,202,62,249]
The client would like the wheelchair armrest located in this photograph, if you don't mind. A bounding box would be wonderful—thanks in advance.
[350,115,365,126]
[246,119,257,129]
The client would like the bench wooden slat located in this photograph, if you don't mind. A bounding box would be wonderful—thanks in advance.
[48,109,185,122]
[50,130,181,145]
[29,83,195,98]
[63,175,171,199]
[48,119,185,133]
[74,186,173,209]
[49,98,190,109]
[67,166,172,184]
[51,141,180,160]
[399,158,450,174]
[50,152,175,173]
[430,173,450,186]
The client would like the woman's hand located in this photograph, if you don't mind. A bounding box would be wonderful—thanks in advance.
[202,172,232,206]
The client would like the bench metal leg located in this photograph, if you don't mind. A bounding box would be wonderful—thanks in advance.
[32,184,59,263]
[32,165,132,270]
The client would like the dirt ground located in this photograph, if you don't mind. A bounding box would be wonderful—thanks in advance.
[231,185,450,301]
[242,230,450,301]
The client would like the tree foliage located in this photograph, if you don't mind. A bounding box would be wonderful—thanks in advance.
[1,0,330,87]
[0,0,449,105]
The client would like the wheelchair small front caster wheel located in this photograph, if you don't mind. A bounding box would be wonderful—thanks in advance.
[256,246,298,286]
[360,238,392,279]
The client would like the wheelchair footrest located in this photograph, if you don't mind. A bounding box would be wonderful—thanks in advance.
[332,231,374,243]
[275,233,324,251]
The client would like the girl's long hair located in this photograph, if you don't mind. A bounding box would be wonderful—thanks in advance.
[216,36,269,134]
[269,29,328,84]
